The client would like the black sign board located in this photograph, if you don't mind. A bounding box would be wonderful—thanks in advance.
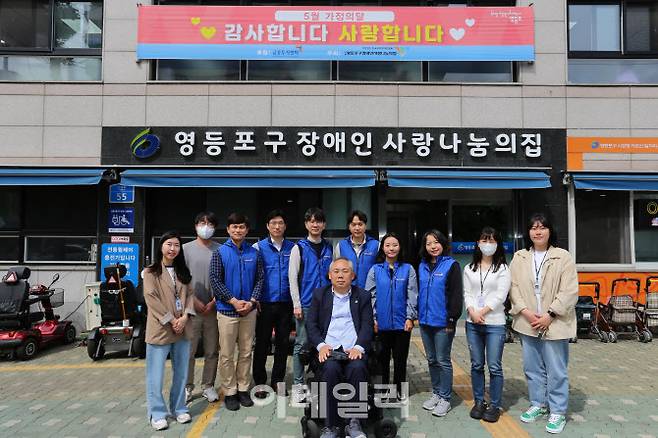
[102,127,565,167]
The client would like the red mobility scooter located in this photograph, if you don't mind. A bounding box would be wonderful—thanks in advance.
[0,266,76,360]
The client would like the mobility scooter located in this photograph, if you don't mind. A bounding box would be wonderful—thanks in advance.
[86,264,146,360]
[0,266,76,360]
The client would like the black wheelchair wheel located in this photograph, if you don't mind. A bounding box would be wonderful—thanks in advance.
[301,417,321,438]
[374,417,397,438]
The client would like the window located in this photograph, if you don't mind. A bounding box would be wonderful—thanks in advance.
[575,190,631,264]
[0,0,51,50]
[153,0,517,83]
[0,187,98,263]
[569,4,621,52]
[429,61,513,82]
[0,1,103,81]
[0,188,20,230]
[568,1,658,84]
[156,60,240,80]
[634,194,658,263]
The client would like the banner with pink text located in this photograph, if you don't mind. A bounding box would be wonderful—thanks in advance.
[137,5,534,61]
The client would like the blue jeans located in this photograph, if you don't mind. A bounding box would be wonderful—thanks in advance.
[292,307,309,385]
[419,324,455,401]
[146,339,191,421]
[465,322,506,408]
[519,334,569,415]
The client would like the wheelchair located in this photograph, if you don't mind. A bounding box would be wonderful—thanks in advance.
[86,264,146,360]
[298,341,399,438]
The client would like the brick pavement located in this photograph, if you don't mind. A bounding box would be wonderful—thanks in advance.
[0,330,657,438]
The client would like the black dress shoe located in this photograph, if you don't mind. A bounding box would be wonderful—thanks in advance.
[482,405,501,423]
[224,394,240,411]
[238,391,254,407]
[470,400,487,420]
[254,390,269,399]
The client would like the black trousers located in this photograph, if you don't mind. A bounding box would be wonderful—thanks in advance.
[253,301,293,387]
[320,357,368,429]
[378,329,411,395]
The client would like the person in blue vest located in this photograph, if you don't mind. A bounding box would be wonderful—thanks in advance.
[210,213,264,412]
[288,207,333,404]
[252,209,295,399]
[364,232,418,401]
[335,210,379,289]
[418,229,463,418]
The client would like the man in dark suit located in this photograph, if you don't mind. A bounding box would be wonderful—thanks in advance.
[307,257,374,438]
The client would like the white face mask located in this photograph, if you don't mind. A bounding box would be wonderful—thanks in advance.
[478,242,497,257]
[196,224,215,240]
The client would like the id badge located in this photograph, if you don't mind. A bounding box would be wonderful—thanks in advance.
[477,296,486,308]
[175,298,183,312]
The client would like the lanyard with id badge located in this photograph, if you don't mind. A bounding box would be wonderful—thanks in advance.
[169,271,183,316]
[478,264,492,308]
[533,250,548,338]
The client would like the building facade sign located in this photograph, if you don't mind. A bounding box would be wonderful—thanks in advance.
[567,137,658,170]
[102,127,563,167]
[137,5,535,61]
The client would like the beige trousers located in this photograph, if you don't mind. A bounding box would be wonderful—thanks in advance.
[217,310,257,396]
[186,311,219,390]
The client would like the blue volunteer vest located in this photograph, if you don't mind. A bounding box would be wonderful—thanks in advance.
[338,235,379,289]
[418,256,456,327]
[215,240,259,312]
[374,262,411,331]
[297,239,333,308]
[258,237,294,303]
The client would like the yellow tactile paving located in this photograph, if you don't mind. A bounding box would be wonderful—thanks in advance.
[411,336,531,438]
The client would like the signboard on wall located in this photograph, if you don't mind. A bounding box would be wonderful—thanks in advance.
[102,126,564,167]
[108,208,135,233]
[109,184,135,203]
[137,5,535,61]
[567,137,658,170]
[100,243,140,287]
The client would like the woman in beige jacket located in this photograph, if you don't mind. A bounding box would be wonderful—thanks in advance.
[143,230,196,431]
[509,214,578,435]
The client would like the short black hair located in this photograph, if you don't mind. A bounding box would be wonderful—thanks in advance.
[525,213,558,249]
[419,229,450,262]
[227,212,249,228]
[265,209,286,224]
[194,211,218,227]
[347,210,368,225]
[304,207,326,223]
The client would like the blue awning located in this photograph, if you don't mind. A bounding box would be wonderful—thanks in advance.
[0,168,104,186]
[120,169,376,188]
[571,173,658,191]
[387,169,551,189]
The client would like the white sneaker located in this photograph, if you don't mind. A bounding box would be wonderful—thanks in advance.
[431,398,451,417]
[185,387,192,403]
[422,393,441,411]
[202,387,219,403]
[151,418,168,430]
[291,383,305,403]
[176,413,192,424]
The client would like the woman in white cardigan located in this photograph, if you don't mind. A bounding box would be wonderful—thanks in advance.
[463,226,511,423]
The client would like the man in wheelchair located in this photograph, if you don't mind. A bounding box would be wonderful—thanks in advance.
[306,257,373,438]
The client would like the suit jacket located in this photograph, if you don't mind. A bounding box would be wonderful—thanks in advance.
[307,285,374,353]
[143,263,196,345]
